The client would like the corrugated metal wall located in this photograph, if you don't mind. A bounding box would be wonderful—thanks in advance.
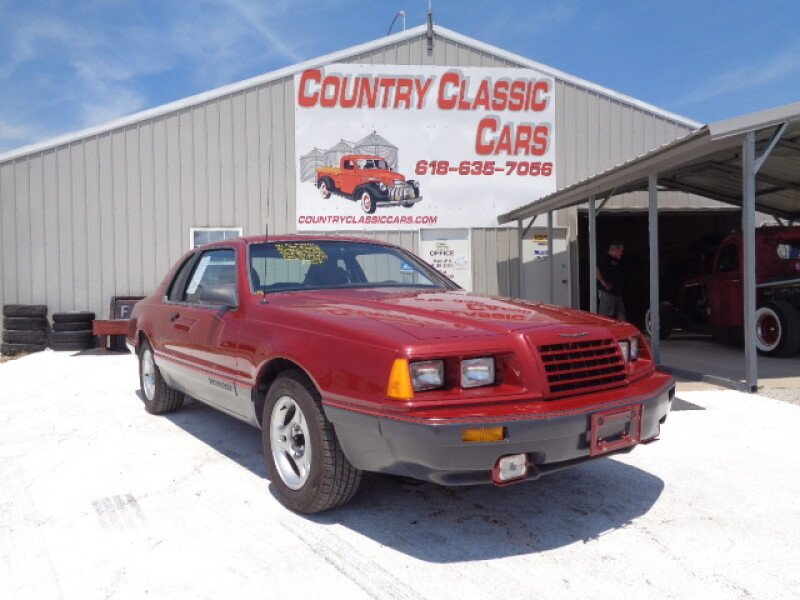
[0,31,697,316]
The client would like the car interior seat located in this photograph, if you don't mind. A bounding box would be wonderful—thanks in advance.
[303,263,349,287]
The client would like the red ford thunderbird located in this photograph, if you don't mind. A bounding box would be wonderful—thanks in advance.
[127,236,674,514]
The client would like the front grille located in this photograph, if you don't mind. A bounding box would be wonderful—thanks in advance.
[538,338,626,396]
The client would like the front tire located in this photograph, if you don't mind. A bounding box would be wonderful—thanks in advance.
[318,179,331,199]
[263,370,361,514]
[359,190,377,214]
[755,301,800,356]
[645,304,674,340]
[138,340,184,414]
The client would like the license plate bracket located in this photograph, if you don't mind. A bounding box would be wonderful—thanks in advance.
[590,404,642,457]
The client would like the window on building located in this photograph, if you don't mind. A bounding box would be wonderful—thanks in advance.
[190,227,242,250]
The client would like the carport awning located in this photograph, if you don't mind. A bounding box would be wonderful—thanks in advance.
[498,101,800,223]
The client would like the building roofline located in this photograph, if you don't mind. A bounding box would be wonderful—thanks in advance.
[0,23,700,164]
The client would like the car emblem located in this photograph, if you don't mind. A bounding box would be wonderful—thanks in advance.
[559,332,589,338]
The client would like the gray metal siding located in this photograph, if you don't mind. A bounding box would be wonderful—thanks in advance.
[1,32,698,315]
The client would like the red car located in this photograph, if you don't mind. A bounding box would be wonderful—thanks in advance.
[128,236,674,514]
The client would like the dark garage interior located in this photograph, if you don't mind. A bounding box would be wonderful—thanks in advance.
[577,209,743,329]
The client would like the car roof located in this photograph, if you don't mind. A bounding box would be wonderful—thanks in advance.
[198,234,394,251]
[343,154,384,161]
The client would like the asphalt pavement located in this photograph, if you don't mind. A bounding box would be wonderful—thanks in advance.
[1,350,799,599]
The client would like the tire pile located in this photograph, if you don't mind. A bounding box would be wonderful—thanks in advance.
[50,312,96,351]
[2,304,49,356]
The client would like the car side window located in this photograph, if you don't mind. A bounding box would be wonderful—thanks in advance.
[343,160,354,170]
[716,244,738,273]
[166,255,197,301]
[182,249,237,305]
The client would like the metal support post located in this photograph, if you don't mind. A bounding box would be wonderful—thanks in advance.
[648,174,660,365]
[547,211,554,303]
[742,131,758,391]
[588,196,597,314]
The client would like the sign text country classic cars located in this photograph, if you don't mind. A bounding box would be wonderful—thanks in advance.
[295,64,557,230]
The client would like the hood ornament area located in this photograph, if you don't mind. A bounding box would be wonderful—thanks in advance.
[559,332,589,338]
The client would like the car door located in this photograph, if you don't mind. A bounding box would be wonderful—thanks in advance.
[709,241,743,332]
[161,247,248,418]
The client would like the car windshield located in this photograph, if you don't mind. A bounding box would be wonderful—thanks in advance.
[357,158,388,170]
[248,241,451,293]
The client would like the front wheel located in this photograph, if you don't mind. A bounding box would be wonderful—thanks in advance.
[318,180,331,199]
[263,370,361,514]
[755,301,800,356]
[138,340,184,414]
[359,190,377,214]
[645,304,674,339]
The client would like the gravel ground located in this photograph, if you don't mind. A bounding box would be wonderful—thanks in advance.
[2,350,799,600]
[756,386,800,406]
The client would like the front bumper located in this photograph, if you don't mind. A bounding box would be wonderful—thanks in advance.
[324,376,674,486]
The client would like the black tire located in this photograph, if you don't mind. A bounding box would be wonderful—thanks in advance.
[262,369,361,514]
[52,321,93,332]
[645,305,674,340]
[3,304,48,318]
[318,178,332,199]
[138,340,184,414]
[3,330,47,344]
[52,311,95,324]
[3,316,48,331]
[49,339,95,351]
[49,330,95,344]
[358,189,377,214]
[1,342,46,356]
[755,301,800,357]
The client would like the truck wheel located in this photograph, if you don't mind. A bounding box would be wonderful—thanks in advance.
[138,340,184,414]
[318,180,331,199]
[263,369,361,514]
[645,305,673,340]
[359,190,376,214]
[755,301,800,357]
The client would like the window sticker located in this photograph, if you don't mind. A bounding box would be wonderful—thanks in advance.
[186,255,212,294]
[275,243,328,264]
[399,262,414,273]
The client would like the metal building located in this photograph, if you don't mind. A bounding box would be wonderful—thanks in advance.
[0,24,706,318]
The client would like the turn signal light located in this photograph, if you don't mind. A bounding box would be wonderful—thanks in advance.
[386,358,414,400]
[462,426,505,443]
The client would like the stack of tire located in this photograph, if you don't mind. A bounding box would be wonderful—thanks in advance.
[2,304,49,356]
[50,312,96,352]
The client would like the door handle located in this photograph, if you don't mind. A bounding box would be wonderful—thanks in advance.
[170,312,180,322]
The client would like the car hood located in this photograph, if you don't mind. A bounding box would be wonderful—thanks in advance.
[363,169,405,182]
[270,288,616,340]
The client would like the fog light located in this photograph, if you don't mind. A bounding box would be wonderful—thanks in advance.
[492,453,528,484]
[462,426,505,443]
[617,340,630,362]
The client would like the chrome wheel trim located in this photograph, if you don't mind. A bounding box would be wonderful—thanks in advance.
[755,308,781,351]
[361,192,372,213]
[141,348,156,401]
[319,181,329,198]
[270,395,312,490]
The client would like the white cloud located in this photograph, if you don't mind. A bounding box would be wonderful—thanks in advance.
[674,42,800,107]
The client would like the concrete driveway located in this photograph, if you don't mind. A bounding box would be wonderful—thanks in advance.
[1,350,799,599]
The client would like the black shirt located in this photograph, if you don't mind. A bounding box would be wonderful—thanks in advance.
[597,254,624,296]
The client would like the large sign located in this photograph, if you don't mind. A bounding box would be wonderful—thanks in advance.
[295,64,556,231]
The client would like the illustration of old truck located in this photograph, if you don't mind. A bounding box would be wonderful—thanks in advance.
[316,155,422,214]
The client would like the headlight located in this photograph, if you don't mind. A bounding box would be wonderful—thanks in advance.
[409,360,444,391]
[461,357,495,388]
[378,182,387,191]
[630,336,639,361]
[617,340,630,362]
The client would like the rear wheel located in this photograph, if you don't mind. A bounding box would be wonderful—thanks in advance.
[138,340,184,414]
[263,370,361,514]
[755,301,800,356]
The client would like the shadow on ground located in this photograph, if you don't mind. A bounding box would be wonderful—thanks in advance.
[156,394,665,562]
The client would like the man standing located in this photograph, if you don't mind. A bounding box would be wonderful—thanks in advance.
[596,241,626,321]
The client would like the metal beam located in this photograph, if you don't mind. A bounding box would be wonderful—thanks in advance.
[708,161,800,194]
[547,211,554,303]
[648,174,660,365]
[517,219,524,299]
[754,123,788,172]
[588,196,597,314]
[659,178,797,220]
[742,131,758,392]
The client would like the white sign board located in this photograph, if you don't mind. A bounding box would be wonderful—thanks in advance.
[294,64,556,230]
[419,229,472,291]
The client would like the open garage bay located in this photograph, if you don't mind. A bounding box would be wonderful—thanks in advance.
[1,351,799,599]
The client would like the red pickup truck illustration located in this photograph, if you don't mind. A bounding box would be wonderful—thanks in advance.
[316,154,422,214]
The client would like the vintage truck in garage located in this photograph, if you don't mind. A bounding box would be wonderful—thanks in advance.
[648,226,800,356]
[316,154,421,214]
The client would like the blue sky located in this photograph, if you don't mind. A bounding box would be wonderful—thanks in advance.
[1,0,799,153]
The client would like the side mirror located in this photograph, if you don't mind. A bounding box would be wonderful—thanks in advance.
[197,284,237,308]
